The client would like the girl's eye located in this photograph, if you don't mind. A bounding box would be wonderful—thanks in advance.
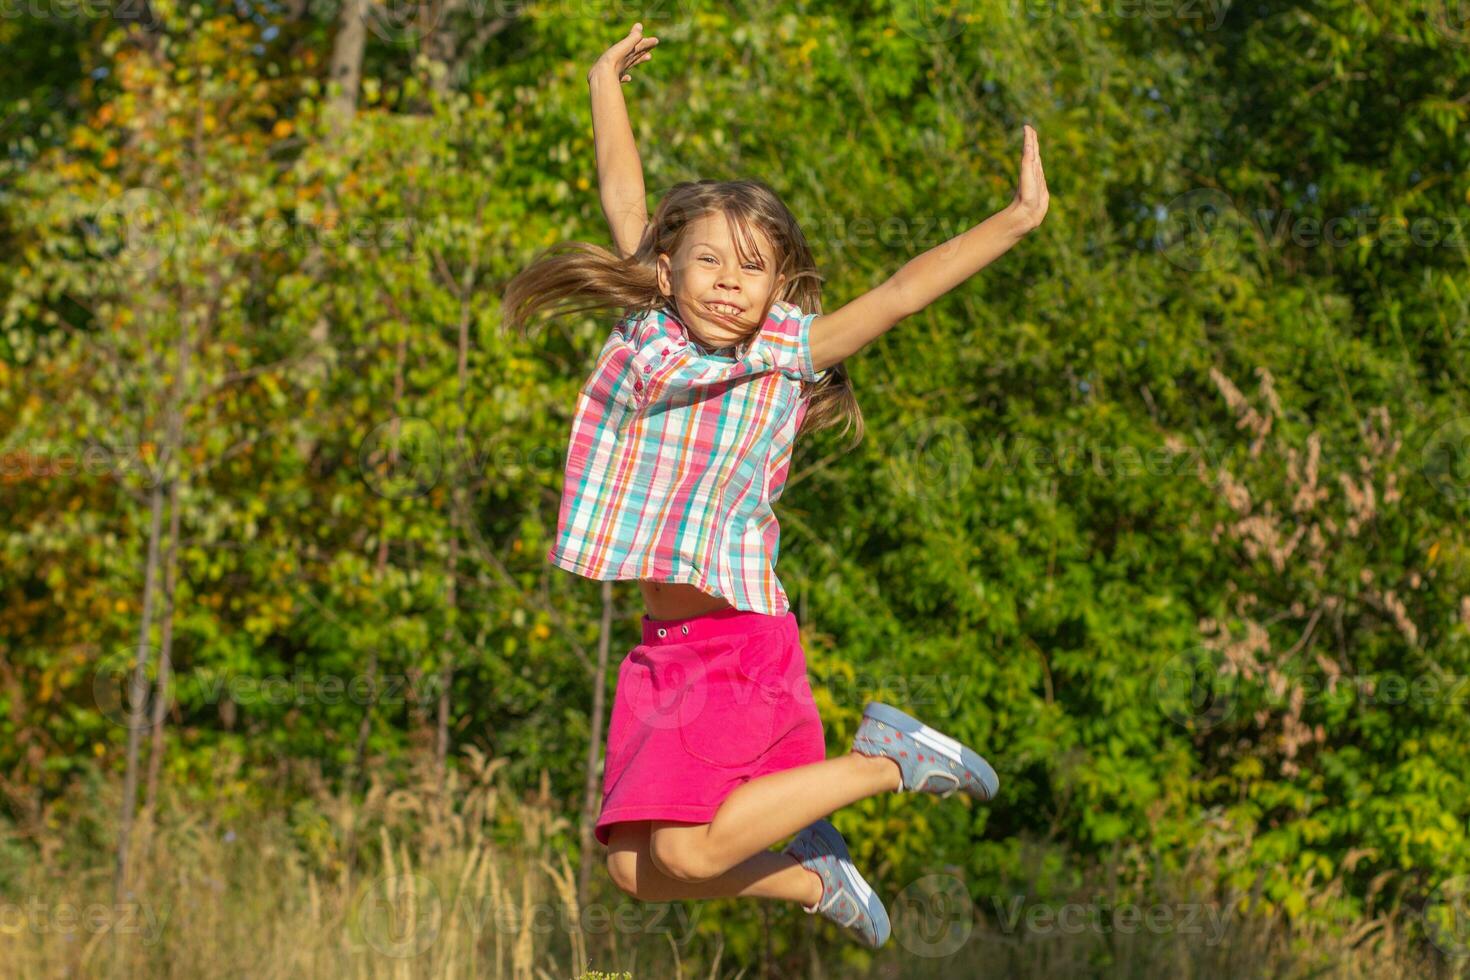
[701,256,762,272]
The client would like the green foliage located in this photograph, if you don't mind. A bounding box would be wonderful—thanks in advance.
[1,0,1469,972]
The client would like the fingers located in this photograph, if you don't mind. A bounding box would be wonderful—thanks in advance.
[624,23,658,53]
[621,47,654,79]
[1015,124,1048,216]
[616,22,657,71]
[1023,124,1044,187]
[595,23,656,82]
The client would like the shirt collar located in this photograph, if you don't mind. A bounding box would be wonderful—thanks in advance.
[660,303,745,358]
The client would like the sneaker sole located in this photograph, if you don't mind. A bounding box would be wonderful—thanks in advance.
[862,702,999,801]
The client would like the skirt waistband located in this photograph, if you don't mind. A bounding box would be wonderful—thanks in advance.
[641,607,794,646]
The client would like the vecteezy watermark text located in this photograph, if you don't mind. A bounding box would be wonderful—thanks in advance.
[0,898,169,946]
[992,895,1230,945]
[353,873,701,959]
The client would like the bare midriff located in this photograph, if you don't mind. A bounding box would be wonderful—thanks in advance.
[639,579,734,622]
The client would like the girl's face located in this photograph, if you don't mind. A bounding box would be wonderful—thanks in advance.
[657,211,786,351]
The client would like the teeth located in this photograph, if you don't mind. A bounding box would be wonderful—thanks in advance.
[707,302,741,314]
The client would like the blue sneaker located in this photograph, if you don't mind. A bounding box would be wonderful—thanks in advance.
[851,701,999,801]
[783,818,890,948]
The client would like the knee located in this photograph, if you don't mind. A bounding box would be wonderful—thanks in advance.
[649,835,715,883]
[606,849,641,898]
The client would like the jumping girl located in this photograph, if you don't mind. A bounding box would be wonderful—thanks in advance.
[501,24,1049,948]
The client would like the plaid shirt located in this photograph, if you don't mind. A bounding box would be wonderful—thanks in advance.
[547,299,828,615]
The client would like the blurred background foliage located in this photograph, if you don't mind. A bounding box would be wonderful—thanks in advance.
[2,0,1469,974]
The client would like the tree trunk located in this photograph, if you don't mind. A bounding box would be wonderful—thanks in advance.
[343,326,406,874]
[295,0,367,467]
[423,0,465,98]
[114,476,166,903]
[327,0,368,140]
[143,475,182,814]
[578,580,616,905]
[435,270,473,784]
[435,533,457,783]
[144,294,195,817]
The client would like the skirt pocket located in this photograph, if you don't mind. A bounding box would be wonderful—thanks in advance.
[676,631,791,769]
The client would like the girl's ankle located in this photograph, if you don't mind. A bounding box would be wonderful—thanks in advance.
[803,868,824,911]
[852,749,903,792]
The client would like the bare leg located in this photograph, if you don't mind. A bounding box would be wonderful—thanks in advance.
[649,751,902,882]
[608,821,822,905]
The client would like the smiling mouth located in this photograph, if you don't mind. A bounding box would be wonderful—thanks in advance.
[704,301,744,317]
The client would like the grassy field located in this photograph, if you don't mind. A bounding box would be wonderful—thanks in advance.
[1,750,1461,979]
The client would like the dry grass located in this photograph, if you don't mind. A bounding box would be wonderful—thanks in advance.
[0,748,708,980]
[883,829,1465,980]
[0,749,1462,979]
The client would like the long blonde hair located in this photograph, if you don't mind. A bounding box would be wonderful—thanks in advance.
[501,178,863,448]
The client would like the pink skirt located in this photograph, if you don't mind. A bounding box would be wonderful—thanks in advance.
[594,606,826,847]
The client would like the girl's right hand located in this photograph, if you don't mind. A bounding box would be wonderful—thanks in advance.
[589,23,659,85]
[1007,124,1050,234]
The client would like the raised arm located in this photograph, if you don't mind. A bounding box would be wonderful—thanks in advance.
[587,24,659,259]
[807,125,1050,374]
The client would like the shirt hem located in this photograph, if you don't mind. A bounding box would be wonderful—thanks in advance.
[546,549,789,617]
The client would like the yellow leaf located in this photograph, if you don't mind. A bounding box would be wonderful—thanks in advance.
[1283,891,1306,917]
[114,598,128,613]
[273,119,294,139]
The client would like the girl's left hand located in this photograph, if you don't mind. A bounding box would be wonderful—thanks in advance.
[1009,124,1050,233]
[589,23,659,85]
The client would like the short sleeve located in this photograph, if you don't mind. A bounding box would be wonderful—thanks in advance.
[574,312,645,415]
[757,300,827,383]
